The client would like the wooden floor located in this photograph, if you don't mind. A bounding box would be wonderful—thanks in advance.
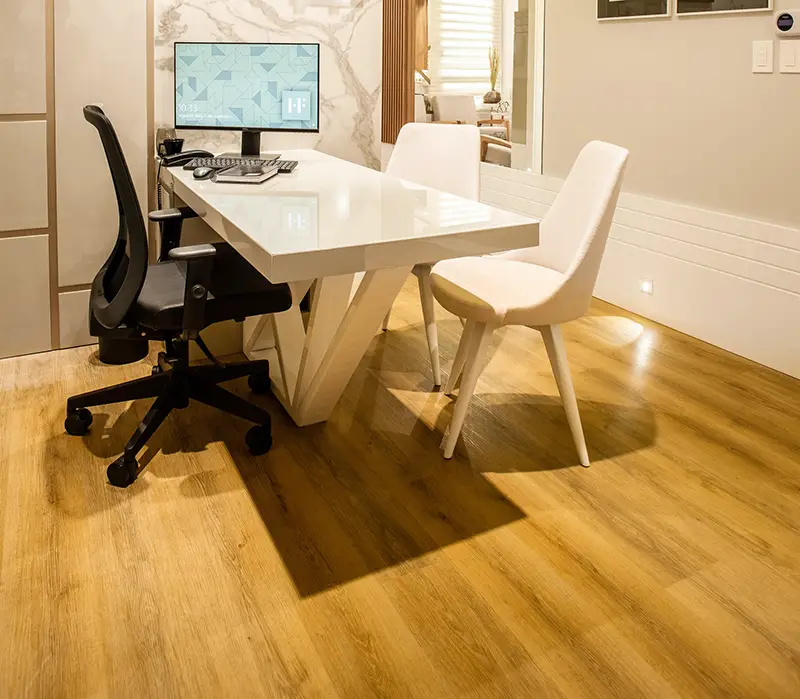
[1,277,799,698]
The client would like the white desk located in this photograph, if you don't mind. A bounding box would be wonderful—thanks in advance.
[160,149,539,426]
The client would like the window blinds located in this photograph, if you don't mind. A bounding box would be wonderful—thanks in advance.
[428,0,504,95]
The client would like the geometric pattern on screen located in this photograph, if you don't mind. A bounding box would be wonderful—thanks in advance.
[175,43,319,131]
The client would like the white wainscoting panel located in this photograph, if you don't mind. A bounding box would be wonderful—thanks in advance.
[0,0,47,114]
[481,164,800,379]
[0,121,49,232]
[0,235,52,359]
[55,0,148,288]
[58,289,93,349]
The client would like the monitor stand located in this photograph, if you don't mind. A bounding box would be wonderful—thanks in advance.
[218,129,281,161]
[241,128,262,157]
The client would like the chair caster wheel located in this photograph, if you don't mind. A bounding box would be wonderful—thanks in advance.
[246,423,273,455]
[107,456,138,488]
[65,408,93,436]
[248,371,272,395]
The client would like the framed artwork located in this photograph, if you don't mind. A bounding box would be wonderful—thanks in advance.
[598,0,670,20]
[676,0,772,14]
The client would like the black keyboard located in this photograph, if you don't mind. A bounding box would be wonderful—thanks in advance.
[182,156,298,174]
[182,156,264,170]
[268,159,298,174]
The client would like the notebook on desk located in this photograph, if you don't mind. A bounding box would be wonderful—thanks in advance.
[215,164,280,184]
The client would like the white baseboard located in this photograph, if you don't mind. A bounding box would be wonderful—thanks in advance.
[480,164,800,379]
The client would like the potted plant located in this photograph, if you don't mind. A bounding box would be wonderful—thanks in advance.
[484,47,501,104]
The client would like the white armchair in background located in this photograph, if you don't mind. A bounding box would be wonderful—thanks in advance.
[430,94,511,166]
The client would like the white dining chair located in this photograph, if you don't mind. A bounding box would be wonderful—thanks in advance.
[382,122,481,386]
[430,141,629,461]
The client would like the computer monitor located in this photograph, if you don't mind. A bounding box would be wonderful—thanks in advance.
[174,42,320,156]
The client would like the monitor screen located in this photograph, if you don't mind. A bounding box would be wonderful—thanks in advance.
[174,42,319,132]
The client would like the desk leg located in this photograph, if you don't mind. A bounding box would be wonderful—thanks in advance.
[266,266,410,427]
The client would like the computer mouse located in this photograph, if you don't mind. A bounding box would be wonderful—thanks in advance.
[193,166,214,180]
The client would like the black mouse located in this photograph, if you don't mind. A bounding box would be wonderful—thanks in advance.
[193,166,214,180]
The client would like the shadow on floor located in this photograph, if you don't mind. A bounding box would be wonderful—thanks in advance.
[41,316,655,598]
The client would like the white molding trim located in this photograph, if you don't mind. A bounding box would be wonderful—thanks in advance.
[480,163,800,378]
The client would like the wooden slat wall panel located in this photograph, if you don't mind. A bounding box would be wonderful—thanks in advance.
[382,0,414,145]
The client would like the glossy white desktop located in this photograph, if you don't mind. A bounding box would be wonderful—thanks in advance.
[160,149,539,426]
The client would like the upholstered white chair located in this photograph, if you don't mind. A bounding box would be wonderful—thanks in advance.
[430,95,508,138]
[430,141,629,461]
[430,94,511,166]
[383,122,481,385]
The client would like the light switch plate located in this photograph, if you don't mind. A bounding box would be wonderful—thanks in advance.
[753,40,774,73]
[779,40,800,73]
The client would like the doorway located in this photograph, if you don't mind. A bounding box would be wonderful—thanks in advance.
[381,0,545,174]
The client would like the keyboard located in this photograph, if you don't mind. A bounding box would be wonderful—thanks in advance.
[182,156,298,174]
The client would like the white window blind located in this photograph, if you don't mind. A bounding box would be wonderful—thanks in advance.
[429,0,503,96]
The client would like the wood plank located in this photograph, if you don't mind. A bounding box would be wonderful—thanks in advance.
[0,277,799,698]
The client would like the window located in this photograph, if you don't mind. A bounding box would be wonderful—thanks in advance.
[428,0,504,96]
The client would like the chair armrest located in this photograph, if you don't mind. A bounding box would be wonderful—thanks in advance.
[148,207,198,223]
[477,117,506,127]
[480,134,512,162]
[480,134,511,148]
[149,207,199,261]
[169,244,216,336]
[168,243,216,261]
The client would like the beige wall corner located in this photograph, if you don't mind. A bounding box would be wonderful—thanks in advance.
[543,1,800,227]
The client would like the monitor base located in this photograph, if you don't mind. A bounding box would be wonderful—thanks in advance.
[217,151,282,161]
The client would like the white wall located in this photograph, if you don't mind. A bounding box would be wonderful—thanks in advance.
[56,0,149,290]
[0,0,52,359]
[0,0,47,115]
[0,0,149,358]
[477,1,800,378]
[0,235,51,359]
[0,121,49,233]
[543,1,800,227]
[481,164,800,379]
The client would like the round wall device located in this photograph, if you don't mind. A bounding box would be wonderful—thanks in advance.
[775,10,800,36]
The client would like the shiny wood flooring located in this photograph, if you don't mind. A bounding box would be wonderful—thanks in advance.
[1,277,799,698]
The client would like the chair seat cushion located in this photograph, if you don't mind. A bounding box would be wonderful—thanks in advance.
[485,144,511,167]
[131,243,292,330]
[430,257,565,326]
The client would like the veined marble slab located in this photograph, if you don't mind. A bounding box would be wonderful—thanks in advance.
[155,0,381,168]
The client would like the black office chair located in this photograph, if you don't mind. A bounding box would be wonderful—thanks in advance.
[64,106,293,487]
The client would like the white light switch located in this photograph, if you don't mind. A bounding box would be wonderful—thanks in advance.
[779,40,800,73]
[753,40,774,73]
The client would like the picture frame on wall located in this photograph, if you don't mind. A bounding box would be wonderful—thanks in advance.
[597,0,671,20]
[676,0,771,15]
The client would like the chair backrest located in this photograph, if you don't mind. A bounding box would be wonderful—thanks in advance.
[83,105,149,329]
[387,122,480,200]
[500,141,629,317]
[430,95,478,126]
